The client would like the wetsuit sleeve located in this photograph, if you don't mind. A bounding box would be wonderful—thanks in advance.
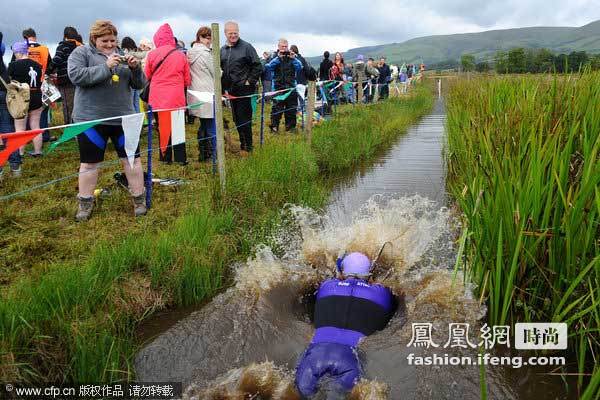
[68,48,111,87]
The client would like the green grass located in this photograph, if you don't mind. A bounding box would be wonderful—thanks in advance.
[445,72,600,396]
[313,86,433,173]
[0,86,433,383]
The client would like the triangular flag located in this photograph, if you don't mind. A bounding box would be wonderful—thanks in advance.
[121,113,145,167]
[187,90,214,104]
[0,129,43,166]
[157,111,172,155]
[170,109,186,146]
[274,88,294,101]
[296,84,306,101]
[49,121,99,152]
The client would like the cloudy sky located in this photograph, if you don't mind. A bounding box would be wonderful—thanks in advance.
[2,0,600,62]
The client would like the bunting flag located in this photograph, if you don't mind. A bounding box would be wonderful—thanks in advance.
[171,109,186,146]
[49,121,99,152]
[188,90,213,104]
[121,113,145,167]
[295,84,306,101]
[157,111,172,155]
[274,88,294,101]
[0,129,43,166]
[157,110,187,155]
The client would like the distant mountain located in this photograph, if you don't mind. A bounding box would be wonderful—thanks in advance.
[308,20,600,66]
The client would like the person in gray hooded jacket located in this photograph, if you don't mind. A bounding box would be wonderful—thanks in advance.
[353,54,379,103]
[68,19,146,221]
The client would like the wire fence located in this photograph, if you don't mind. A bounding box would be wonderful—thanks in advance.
[0,78,417,203]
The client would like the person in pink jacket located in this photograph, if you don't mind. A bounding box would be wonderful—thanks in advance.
[145,23,191,165]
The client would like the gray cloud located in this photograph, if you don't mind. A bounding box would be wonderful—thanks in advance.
[3,1,600,57]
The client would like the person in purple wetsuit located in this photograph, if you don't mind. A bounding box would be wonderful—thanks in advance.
[295,252,395,398]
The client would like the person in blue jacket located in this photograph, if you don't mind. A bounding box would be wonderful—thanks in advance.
[264,38,302,133]
[295,252,395,398]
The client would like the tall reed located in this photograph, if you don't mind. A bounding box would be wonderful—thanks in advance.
[445,72,600,395]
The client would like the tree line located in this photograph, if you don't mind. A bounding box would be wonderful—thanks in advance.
[430,48,600,73]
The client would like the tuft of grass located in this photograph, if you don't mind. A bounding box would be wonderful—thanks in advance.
[445,72,600,394]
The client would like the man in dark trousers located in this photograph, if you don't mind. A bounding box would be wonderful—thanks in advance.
[264,39,302,133]
[52,26,81,124]
[220,21,262,155]
[377,57,391,100]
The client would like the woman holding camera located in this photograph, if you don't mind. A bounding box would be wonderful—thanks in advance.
[67,20,146,221]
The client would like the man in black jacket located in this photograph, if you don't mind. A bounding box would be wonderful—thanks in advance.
[264,39,302,132]
[319,51,333,82]
[52,26,80,124]
[377,57,391,100]
[220,21,262,154]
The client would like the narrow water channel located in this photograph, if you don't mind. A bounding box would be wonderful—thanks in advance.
[135,98,575,399]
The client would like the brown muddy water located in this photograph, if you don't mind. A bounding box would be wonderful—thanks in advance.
[135,99,578,399]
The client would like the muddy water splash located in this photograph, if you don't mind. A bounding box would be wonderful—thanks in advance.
[136,195,512,399]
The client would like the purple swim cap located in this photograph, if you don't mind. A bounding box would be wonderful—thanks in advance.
[342,252,371,276]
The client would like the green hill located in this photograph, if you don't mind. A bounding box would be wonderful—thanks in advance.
[308,20,600,66]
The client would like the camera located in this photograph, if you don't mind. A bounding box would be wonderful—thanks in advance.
[279,50,291,57]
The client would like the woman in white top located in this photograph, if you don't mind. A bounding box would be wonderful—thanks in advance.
[186,26,214,162]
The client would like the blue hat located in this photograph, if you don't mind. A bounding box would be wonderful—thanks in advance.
[356,54,364,62]
[342,252,371,277]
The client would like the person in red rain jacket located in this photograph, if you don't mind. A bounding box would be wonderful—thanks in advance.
[145,23,191,165]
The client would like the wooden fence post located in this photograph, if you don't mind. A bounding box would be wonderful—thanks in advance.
[211,23,226,191]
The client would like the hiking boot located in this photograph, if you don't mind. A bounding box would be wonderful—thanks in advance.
[132,191,147,217]
[10,165,22,178]
[75,196,95,222]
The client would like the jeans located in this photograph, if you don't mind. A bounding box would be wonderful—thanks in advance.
[379,83,389,99]
[0,91,21,168]
[40,107,50,141]
[132,89,140,113]
[197,118,214,161]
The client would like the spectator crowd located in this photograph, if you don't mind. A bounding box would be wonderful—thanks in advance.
[0,21,421,220]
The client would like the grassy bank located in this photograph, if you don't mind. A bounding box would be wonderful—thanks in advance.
[445,73,599,396]
[0,87,433,383]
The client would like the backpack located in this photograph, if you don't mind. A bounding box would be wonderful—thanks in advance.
[0,76,30,119]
